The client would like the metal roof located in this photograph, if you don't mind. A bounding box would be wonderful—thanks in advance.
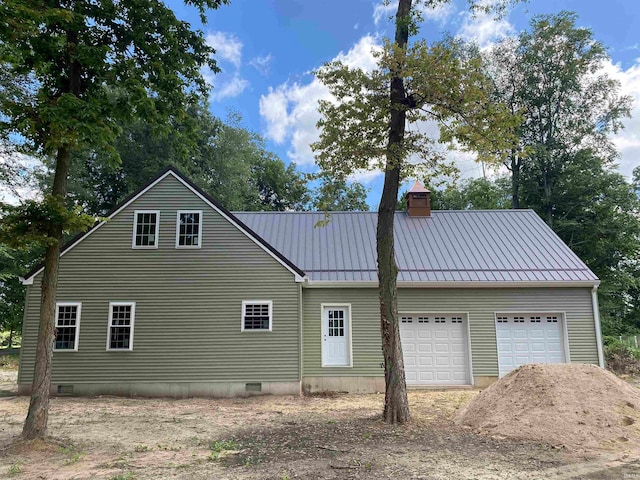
[234,210,599,285]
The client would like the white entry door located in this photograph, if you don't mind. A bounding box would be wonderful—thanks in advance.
[496,313,567,377]
[322,306,350,367]
[399,314,471,386]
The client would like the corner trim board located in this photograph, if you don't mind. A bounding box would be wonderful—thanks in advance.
[592,286,605,368]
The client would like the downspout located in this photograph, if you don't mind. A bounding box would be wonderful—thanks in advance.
[298,282,304,395]
[591,285,604,368]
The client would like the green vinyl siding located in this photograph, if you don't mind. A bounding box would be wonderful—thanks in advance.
[20,174,300,386]
[303,287,598,377]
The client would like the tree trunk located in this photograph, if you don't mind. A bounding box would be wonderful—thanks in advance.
[510,151,520,209]
[22,144,72,440]
[7,329,13,349]
[543,167,553,227]
[378,0,411,425]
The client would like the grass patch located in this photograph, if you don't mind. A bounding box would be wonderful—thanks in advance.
[7,462,22,475]
[209,439,241,460]
[108,473,136,480]
[58,445,83,465]
[0,354,19,370]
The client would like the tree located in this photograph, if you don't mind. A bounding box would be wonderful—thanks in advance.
[486,12,632,212]
[43,108,308,216]
[312,0,518,423]
[519,149,640,333]
[429,177,510,210]
[0,0,228,439]
[310,175,369,211]
[0,245,42,348]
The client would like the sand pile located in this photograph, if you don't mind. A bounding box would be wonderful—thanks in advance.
[455,363,640,452]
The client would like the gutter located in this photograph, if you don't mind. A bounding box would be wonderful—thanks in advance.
[591,285,605,368]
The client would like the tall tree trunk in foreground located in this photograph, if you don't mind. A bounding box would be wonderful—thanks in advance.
[378,0,411,424]
[22,145,72,440]
[510,152,520,209]
[23,25,81,440]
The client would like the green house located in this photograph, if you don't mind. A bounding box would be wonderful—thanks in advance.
[18,166,603,396]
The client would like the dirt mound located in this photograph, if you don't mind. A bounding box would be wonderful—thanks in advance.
[455,363,640,453]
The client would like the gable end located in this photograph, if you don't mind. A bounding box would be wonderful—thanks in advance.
[21,166,305,284]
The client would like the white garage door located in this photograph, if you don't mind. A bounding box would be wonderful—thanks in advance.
[496,313,567,378]
[400,314,470,386]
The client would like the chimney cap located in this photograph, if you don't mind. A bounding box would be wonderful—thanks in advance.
[407,180,429,194]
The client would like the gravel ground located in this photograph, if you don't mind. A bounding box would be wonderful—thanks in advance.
[0,369,639,479]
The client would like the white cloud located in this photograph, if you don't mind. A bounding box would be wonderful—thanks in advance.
[204,31,249,102]
[249,54,273,76]
[206,31,243,68]
[420,2,456,25]
[373,2,395,26]
[0,150,44,205]
[210,74,249,101]
[348,169,383,184]
[259,35,380,166]
[600,58,640,179]
[457,9,514,48]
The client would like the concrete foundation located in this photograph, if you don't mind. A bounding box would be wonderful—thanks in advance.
[18,381,302,398]
[473,376,499,388]
[302,376,385,394]
[17,376,499,398]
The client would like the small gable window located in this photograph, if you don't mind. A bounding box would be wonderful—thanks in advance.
[54,302,81,351]
[133,210,159,248]
[241,301,272,332]
[176,210,202,248]
[107,302,135,351]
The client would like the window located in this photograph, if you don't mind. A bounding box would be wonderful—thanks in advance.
[107,302,135,350]
[54,303,81,351]
[132,210,159,248]
[241,301,272,331]
[328,309,345,336]
[176,210,202,248]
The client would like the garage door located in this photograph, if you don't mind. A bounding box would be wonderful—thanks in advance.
[496,313,567,378]
[399,314,470,386]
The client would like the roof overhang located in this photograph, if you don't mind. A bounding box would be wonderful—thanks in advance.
[304,280,600,288]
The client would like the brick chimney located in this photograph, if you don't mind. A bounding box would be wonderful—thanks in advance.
[406,181,431,217]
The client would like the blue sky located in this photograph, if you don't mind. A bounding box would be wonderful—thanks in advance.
[170,0,640,209]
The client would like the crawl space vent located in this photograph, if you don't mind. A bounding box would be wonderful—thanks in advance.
[57,385,74,395]
[245,383,262,392]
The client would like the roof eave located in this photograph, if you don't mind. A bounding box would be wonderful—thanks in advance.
[303,279,600,288]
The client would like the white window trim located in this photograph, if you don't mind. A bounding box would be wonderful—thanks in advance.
[53,302,81,352]
[106,301,136,351]
[320,303,353,368]
[175,210,203,249]
[132,210,160,249]
[241,300,273,332]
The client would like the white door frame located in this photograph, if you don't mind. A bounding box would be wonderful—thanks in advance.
[494,311,571,377]
[398,311,473,386]
[321,303,353,368]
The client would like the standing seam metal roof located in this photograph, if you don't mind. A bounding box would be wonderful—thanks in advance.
[233,210,599,284]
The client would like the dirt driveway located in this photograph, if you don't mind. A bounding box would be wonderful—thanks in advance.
[0,371,639,479]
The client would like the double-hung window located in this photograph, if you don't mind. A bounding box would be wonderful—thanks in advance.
[107,302,136,351]
[241,301,272,332]
[132,210,159,248]
[176,210,202,248]
[54,302,81,351]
